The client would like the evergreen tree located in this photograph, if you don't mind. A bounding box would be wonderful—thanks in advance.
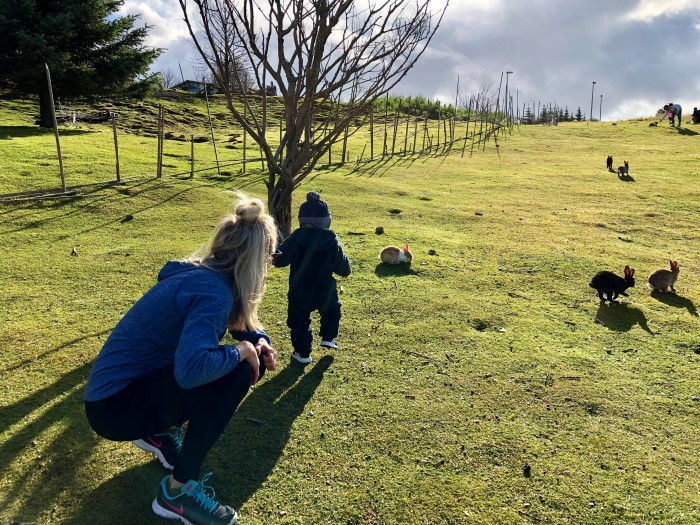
[0,0,162,127]
[563,107,570,121]
[575,107,584,122]
[523,106,534,124]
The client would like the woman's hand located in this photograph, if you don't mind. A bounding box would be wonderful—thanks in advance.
[255,338,277,371]
[236,341,260,386]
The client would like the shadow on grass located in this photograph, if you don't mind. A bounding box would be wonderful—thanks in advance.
[0,179,197,238]
[211,355,333,508]
[0,125,96,138]
[374,262,417,277]
[675,127,699,136]
[0,329,110,375]
[0,361,101,524]
[348,153,421,178]
[595,302,653,334]
[650,290,698,317]
[61,356,333,524]
[63,464,163,525]
[617,173,635,182]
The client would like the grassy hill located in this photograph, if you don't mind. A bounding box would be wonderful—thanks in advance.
[2,96,700,524]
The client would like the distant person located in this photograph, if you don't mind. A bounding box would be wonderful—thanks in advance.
[659,102,682,127]
[272,191,351,364]
[84,195,278,525]
[692,107,700,124]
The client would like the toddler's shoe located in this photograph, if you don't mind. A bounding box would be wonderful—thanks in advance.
[320,338,338,349]
[291,351,312,364]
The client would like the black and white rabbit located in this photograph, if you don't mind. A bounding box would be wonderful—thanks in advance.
[589,265,635,302]
[617,161,629,176]
[647,260,679,292]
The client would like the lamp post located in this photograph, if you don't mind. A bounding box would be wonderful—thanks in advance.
[599,94,603,122]
[505,71,513,123]
[589,81,596,123]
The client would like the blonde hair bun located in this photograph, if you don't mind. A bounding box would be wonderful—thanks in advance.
[235,196,265,222]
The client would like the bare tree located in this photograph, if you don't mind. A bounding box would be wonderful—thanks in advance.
[159,68,179,89]
[180,0,447,237]
[191,12,254,93]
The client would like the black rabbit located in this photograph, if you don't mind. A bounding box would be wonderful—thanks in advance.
[617,161,629,176]
[589,265,635,303]
[606,155,613,171]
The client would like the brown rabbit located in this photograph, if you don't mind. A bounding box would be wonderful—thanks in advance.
[647,260,679,292]
[380,244,412,264]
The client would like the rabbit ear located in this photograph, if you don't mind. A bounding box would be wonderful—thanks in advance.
[630,268,635,277]
[671,260,678,268]
[624,265,631,276]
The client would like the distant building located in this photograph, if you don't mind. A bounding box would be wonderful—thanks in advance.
[173,79,278,97]
[172,80,220,95]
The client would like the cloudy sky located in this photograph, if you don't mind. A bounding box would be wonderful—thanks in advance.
[120,0,700,121]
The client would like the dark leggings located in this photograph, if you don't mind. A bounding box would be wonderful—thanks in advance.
[287,300,341,355]
[85,362,251,483]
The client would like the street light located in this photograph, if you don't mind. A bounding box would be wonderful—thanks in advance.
[589,81,596,123]
[505,71,513,123]
[599,94,603,122]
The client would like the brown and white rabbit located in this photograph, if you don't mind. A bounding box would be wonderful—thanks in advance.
[380,244,412,264]
[589,265,635,302]
[617,161,629,176]
[647,260,679,292]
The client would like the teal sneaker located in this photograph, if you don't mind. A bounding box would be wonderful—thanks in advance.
[152,473,238,525]
[133,426,184,471]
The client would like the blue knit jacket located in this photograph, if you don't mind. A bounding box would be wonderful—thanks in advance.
[84,260,270,401]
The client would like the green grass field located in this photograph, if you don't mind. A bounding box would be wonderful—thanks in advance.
[2,96,700,524]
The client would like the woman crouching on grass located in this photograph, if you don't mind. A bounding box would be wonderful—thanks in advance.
[84,194,278,525]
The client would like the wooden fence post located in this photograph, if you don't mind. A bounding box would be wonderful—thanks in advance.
[203,79,220,176]
[342,126,349,163]
[243,105,247,174]
[412,118,418,154]
[403,114,409,154]
[461,98,473,158]
[382,95,388,156]
[391,104,399,156]
[157,105,163,178]
[370,109,374,159]
[112,116,121,182]
[44,63,66,191]
[190,135,195,178]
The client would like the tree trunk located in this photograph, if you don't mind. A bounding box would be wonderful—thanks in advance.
[268,176,294,239]
[38,86,54,128]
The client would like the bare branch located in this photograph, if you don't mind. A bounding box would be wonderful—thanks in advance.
[180,0,448,236]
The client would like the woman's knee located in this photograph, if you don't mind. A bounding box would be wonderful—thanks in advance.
[222,360,253,396]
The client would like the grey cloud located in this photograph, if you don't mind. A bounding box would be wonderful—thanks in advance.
[131,0,700,119]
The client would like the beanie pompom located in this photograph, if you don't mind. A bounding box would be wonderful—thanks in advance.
[298,190,331,229]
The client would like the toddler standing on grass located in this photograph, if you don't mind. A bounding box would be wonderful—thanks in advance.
[273,191,351,364]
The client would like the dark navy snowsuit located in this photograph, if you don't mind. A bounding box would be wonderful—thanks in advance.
[273,226,351,356]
